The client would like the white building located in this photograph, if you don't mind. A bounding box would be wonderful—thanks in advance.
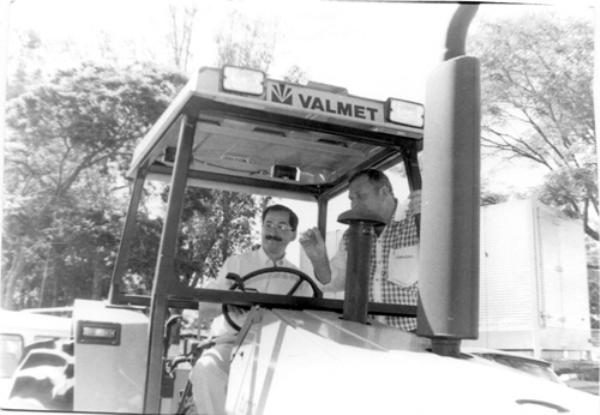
[465,199,592,361]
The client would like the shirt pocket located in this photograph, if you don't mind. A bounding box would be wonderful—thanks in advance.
[387,245,419,287]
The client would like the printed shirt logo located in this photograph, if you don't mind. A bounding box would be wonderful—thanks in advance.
[270,83,293,105]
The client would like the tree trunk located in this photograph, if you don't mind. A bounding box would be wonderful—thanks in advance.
[39,255,51,307]
[1,247,26,310]
[91,250,104,299]
[47,252,63,308]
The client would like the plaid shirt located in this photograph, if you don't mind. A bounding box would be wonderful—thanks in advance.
[329,204,419,331]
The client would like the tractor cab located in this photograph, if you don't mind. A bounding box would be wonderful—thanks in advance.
[112,64,431,413]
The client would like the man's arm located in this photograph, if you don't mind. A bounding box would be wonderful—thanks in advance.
[299,227,331,284]
[300,227,347,291]
[324,243,347,292]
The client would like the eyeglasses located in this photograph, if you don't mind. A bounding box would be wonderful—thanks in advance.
[263,222,293,232]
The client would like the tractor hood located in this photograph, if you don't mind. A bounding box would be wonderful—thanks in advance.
[227,309,598,415]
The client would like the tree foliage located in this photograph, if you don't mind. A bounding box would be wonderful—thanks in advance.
[2,9,302,308]
[470,12,597,240]
[2,63,187,309]
[167,1,198,73]
[588,265,600,329]
[170,189,259,289]
[214,9,277,72]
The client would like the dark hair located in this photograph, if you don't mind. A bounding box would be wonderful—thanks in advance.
[262,204,299,231]
[348,168,393,194]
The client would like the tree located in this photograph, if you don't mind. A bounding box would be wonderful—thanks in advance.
[2,62,187,309]
[480,190,509,207]
[7,29,44,99]
[471,12,598,330]
[214,9,277,72]
[169,189,259,289]
[470,13,596,240]
[167,1,197,73]
[589,266,599,329]
[2,8,304,307]
[283,65,309,84]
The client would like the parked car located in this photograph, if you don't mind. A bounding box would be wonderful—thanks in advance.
[0,310,72,403]
[555,360,599,395]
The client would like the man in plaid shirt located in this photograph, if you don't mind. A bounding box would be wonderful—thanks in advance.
[301,169,421,331]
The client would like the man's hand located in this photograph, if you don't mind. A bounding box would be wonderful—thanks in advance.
[406,190,422,216]
[299,227,331,284]
[299,227,327,260]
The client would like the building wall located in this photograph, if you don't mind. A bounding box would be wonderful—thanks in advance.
[475,200,537,350]
[465,199,592,359]
[535,202,591,357]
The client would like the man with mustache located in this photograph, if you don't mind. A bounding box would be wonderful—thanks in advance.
[190,204,324,415]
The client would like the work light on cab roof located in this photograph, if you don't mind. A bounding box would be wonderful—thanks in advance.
[386,97,425,128]
[221,66,266,96]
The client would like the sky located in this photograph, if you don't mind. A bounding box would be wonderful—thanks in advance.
[6,0,592,100]
[6,0,578,186]
[6,0,455,102]
[4,0,596,263]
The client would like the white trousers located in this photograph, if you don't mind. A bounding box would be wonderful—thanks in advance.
[189,341,234,415]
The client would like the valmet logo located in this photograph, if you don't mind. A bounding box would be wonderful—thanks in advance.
[271,83,293,105]
[269,83,379,121]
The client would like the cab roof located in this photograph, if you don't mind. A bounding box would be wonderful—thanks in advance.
[128,67,423,200]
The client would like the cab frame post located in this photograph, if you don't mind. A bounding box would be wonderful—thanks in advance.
[108,170,147,304]
[143,114,196,414]
[317,196,328,242]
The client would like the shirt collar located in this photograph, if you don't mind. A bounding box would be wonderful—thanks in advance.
[259,247,286,267]
[374,199,401,236]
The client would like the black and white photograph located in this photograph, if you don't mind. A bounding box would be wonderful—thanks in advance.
[0,1,598,414]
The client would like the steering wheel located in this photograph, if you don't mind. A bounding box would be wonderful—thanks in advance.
[222,267,323,331]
